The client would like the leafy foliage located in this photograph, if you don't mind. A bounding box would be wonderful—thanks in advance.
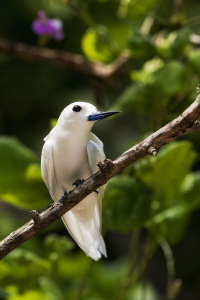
[103,175,150,232]
[134,141,197,243]
[1,0,200,299]
[81,26,116,63]
[0,137,50,209]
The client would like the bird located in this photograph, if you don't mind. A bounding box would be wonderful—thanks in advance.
[41,102,120,260]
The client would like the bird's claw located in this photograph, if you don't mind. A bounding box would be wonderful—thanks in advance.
[72,179,85,187]
[60,196,65,205]
[61,190,72,205]
[72,179,98,194]
[47,203,55,210]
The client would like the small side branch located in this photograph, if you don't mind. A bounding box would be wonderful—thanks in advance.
[0,37,131,79]
[1,87,200,260]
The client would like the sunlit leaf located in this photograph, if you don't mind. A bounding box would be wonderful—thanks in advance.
[81,26,115,63]
[25,163,43,181]
[7,290,48,300]
[188,49,200,71]
[180,172,200,210]
[156,28,191,59]
[118,0,158,19]
[130,58,164,85]
[127,283,159,300]
[50,118,57,129]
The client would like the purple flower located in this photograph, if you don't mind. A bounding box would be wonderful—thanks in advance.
[49,19,64,41]
[32,10,64,41]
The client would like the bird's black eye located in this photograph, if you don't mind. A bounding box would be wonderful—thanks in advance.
[72,105,82,112]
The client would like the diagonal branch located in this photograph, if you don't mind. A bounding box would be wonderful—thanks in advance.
[0,37,131,79]
[1,86,200,260]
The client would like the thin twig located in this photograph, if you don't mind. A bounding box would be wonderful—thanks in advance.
[172,0,183,17]
[1,86,200,260]
[0,37,131,79]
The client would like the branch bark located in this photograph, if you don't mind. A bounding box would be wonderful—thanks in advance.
[0,37,131,79]
[1,87,200,260]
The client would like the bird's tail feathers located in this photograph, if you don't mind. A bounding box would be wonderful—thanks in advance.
[62,210,107,260]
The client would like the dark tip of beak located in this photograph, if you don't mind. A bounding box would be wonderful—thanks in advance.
[88,111,121,121]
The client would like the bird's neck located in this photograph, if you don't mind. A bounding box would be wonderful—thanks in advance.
[57,118,93,141]
[56,124,91,143]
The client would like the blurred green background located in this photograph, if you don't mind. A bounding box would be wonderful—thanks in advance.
[1,0,200,299]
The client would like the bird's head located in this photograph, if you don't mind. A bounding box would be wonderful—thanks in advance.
[58,102,120,133]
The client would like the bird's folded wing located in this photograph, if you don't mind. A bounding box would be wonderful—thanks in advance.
[42,139,102,258]
[87,132,107,229]
[41,139,59,201]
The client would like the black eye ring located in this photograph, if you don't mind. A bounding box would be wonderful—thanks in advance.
[72,105,82,112]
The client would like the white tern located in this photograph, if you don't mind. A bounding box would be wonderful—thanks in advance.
[41,102,120,260]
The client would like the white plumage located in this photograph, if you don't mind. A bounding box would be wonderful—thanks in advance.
[41,102,119,260]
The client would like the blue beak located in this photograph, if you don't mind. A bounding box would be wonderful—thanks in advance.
[88,111,120,121]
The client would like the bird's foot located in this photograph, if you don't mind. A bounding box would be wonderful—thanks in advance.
[60,196,65,205]
[72,179,98,194]
[60,190,72,204]
[72,179,85,187]
[47,203,55,210]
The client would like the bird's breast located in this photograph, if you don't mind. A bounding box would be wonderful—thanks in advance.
[52,135,92,193]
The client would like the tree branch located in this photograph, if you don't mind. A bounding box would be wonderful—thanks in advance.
[1,86,200,260]
[0,37,131,79]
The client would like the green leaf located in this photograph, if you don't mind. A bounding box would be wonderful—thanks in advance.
[127,283,159,300]
[180,172,200,211]
[102,175,150,232]
[170,28,191,59]
[153,205,188,225]
[157,28,191,59]
[50,118,57,129]
[7,290,48,300]
[25,163,43,181]
[0,286,9,300]
[134,141,197,210]
[39,277,64,300]
[130,58,164,85]
[81,26,115,63]
[91,260,126,294]
[188,49,200,71]
[118,0,158,19]
[128,28,155,59]
[0,249,51,291]
[151,205,190,244]
[57,253,91,280]
[0,137,51,209]
[112,58,170,114]
[111,83,147,113]
[44,234,75,260]
[155,61,185,95]
[135,141,197,244]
